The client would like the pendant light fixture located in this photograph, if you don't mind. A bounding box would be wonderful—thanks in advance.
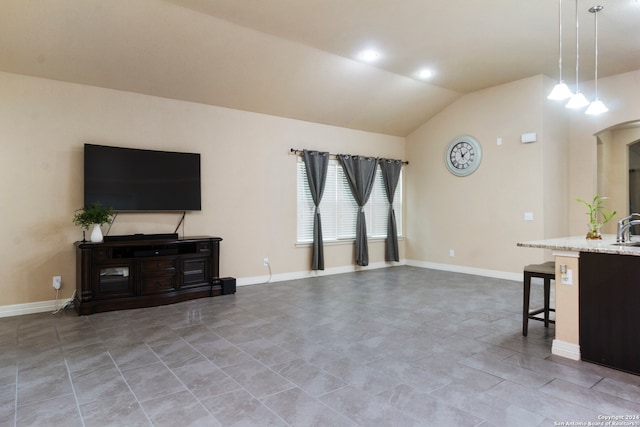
[566,0,589,109]
[585,5,608,115]
[548,0,573,100]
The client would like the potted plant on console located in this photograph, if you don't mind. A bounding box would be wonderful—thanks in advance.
[73,202,114,243]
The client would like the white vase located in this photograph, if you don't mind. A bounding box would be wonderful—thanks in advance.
[90,224,103,243]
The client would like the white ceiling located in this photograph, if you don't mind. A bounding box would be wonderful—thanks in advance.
[1,0,639,136]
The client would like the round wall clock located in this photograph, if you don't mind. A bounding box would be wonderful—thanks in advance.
[445,135,482,177]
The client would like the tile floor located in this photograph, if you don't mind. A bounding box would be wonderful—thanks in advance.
[1,266,639,426]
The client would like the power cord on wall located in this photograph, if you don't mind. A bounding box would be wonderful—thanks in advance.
[52,290,76,315]
[267,261,272,283]
[51,288,60,314]
[262,259,272,284]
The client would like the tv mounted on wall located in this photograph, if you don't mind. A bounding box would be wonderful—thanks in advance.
[84,144,201,212]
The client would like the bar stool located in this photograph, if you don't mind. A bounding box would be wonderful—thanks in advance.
[522,261,556,336]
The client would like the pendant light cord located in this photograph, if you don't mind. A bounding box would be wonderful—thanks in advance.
[558,0,564,81]
[593,6,599,97]
[574,0,580,92]
[586,5,607,114]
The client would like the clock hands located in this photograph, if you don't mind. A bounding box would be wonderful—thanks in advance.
[458,147,470,163]
[450,143,476,169]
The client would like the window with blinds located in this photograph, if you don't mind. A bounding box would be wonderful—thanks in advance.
[296,158,402,244]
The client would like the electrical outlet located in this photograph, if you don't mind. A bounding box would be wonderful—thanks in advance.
[52,276,61,290]
[449,249,454,257]
[560,265,573,285]
[263,257,269,266]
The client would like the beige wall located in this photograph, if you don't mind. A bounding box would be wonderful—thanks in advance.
[405,76,568,273]
[597,126,640,233]
[542,82,571,240]
[0,71,404,307]
[569,69,640,236]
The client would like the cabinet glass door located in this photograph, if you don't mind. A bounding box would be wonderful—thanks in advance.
[182,259,207,285]
[97,265,135,297]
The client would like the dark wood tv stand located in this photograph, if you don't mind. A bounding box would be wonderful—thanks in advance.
[74,236,223,315]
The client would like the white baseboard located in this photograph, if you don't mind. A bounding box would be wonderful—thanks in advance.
[0,298,75,318]
[405,259,521,282]
[238,259,520,287]
[552,339,581,360]
[236,260,407,287]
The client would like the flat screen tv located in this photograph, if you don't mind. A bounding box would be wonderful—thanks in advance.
[84,144,201,212]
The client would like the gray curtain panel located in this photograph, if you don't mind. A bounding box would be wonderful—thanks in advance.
[303,150,329,270]
[338,154,378,266]
[379,158,402,262]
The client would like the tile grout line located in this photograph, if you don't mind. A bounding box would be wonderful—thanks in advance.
[104,342,157,426]
[62,358,86,427]
[149,335,233,424]
[13,325,18,427]
[186,324,298,426]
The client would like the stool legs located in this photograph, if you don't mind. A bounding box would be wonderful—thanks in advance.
[544,277,551,328]
[523,271,531,336]
[523,271,554,336]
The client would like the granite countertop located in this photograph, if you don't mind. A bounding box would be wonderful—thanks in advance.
[517,235,640,256]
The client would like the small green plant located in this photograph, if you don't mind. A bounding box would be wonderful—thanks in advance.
[72,202,114,230]
[576,195,616,239]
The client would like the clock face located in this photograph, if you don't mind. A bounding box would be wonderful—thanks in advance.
[445,135,482,176]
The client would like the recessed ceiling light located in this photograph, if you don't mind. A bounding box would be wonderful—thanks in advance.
[417,69,433,79]
[358,49,381,62]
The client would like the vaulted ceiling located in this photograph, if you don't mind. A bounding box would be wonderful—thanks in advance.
[2,0,639,136]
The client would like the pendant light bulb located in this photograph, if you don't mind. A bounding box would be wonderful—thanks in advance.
[548,81,573,100]
[585,99,608,115]
[548,0,573,100]
[566,91,590,109]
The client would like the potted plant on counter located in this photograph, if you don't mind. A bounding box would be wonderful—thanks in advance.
[73,202,114,243]
[576,195,616,239]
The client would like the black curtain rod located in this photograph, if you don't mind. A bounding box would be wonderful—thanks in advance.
[289,148,408,165]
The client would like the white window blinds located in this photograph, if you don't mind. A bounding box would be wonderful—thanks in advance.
[296,158,402,244]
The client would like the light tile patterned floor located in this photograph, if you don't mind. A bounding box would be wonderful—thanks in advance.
[1,266,639,426]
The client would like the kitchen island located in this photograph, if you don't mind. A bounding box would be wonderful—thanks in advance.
[518,235,640,376]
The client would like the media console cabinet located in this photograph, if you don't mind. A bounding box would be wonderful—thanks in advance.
[74,236,227,315]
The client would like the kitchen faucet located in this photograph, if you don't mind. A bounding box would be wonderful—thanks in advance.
[616,214,640,242]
